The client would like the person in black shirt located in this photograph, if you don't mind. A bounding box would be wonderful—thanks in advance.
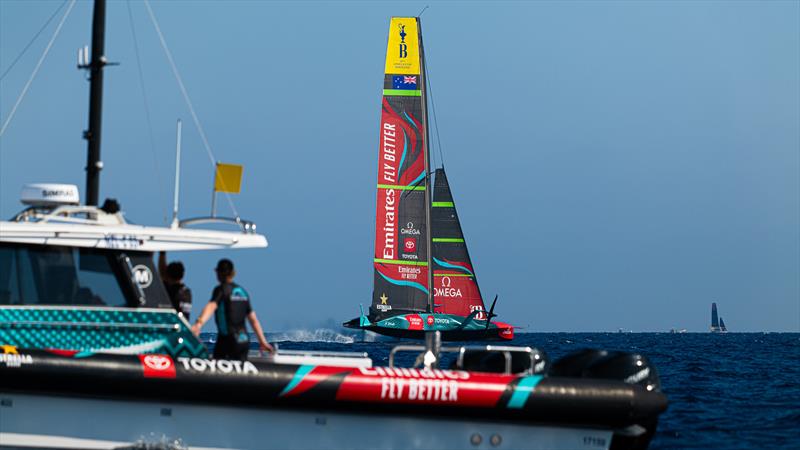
[159,252,192,319]
[191,258,274,360]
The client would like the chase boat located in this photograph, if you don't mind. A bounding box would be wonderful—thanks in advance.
[0,209,668,449]
[1,3,667,449]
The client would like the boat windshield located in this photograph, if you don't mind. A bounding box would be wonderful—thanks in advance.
[0,243,167,308]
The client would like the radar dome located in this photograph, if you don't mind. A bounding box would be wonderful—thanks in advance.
[21,184,80,206]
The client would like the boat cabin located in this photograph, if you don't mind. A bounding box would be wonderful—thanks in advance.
[0,184,267,357]
[1,184,266,308]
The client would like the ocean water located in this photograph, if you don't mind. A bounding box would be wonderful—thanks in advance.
[210,331,800,449]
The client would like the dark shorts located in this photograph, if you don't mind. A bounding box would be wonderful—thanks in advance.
[212,335,250,361]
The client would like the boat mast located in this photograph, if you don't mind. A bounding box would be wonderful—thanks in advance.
[83,0,107,206]
[418,17,434,313]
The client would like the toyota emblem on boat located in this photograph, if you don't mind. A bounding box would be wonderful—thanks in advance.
[143,355,172,371]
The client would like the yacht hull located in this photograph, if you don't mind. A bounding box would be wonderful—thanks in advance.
[343,313,514,341]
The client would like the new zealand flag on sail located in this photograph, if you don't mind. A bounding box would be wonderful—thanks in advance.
[391,75,418,90]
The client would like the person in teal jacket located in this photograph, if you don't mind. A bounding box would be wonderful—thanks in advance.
[192,258,274,360]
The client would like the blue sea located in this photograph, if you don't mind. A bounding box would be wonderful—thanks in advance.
[208,331,800,449]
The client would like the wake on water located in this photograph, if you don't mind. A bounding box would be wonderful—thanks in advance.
[200,328,388,346]
[267,328,356,344]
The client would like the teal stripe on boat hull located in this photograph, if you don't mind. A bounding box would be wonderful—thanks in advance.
[507,375,544,408]
[280,365,315,396]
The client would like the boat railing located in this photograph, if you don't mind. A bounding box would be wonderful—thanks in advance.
[10,206,260,236]
[456,345,537,374]
[388,344,459,368]
[389,344,537,375]
[0,321,180,332]
[12,205,125,225]
[248,346,373,368]
[271,348,370,359]
[178,216,258,234]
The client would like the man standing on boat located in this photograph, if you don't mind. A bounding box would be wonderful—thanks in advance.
[159,252,192,320]
[191,259,274,360]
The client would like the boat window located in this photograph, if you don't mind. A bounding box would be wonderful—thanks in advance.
[0,245,129,307]
[0,247,20,304]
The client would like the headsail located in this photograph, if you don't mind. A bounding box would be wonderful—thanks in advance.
[431,168,486,318]
[719,317,727,332]
[371,17,429,319]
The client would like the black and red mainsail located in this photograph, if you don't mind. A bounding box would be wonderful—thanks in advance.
[371,17,430,319]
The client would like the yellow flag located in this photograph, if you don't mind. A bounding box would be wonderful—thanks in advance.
[214,163,243,193]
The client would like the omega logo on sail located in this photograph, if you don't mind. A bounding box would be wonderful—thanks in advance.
[401,222,420,235]
[435,276,463,298]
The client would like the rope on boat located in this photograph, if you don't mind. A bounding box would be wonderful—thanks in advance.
[0,0,68,82]
[0,0,77,138]
[142,0,240,219]
[126,0,168,224]
[425,58,447,170]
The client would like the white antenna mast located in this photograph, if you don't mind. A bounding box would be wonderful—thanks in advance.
[77,45,89,68]
[171,119,182,228]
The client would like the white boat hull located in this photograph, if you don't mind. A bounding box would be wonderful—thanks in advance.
[0,393,613,450]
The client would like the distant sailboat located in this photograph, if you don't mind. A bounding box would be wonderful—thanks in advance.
[710,303,720,332]
[710,302,728,333]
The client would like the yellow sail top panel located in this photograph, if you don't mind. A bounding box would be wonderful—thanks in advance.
[385,17,420,75]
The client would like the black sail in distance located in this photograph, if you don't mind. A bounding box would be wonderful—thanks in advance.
[431,169,487,318]
[371,18,429,320]
[711,302,720,331]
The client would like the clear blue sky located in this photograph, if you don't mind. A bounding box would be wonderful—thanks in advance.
[1,1,798,332]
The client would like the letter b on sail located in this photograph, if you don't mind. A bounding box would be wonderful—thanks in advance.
[385,18,419,75]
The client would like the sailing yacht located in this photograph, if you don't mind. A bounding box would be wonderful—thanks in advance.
[343,17,513,341]
[710,302,728,333]
[1,6,668,448]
